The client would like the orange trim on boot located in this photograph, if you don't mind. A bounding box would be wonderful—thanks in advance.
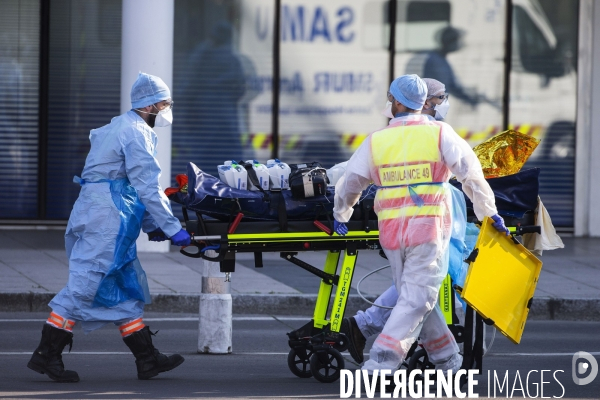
[119,318,145,337]
[46,312,76,332]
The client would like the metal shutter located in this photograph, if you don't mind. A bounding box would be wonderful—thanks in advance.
[0,0,40,218]
[45,0,122,219]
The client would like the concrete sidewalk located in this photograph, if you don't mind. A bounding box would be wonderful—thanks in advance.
[0,229,598,320]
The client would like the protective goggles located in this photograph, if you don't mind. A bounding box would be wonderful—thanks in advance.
[428,93,449,101]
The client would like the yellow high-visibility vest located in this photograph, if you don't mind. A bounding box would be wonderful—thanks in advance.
[370,124,447,220]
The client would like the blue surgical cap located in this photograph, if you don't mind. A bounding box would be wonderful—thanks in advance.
[389,74,427,110]
[131,72,171,109]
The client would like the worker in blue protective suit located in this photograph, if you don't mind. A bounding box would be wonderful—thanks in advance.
[27,72,191,382]
[334,75,509,375]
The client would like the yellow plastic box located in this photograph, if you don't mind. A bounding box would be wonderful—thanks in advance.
[460,217,543,344]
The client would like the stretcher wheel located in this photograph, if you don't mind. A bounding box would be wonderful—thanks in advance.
[309,348,344,383]
[287,348,313,378]
[407,348,435,378]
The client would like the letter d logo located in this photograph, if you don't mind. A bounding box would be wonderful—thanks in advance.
[572,351,598,385]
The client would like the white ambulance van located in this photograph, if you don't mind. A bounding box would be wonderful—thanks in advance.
[238,0,576,224]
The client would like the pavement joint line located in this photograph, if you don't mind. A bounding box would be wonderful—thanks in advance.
[147,277,178,294]
[0,260,51,292]
[41,250,69,267]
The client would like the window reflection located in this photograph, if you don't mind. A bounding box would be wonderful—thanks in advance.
[0,0,39,218]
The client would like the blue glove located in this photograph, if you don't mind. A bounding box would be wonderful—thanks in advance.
[334,220,348,236]
[201,244,221,252]
[170,229,191,246]
[148,229,168,242]
[491,214,510,236]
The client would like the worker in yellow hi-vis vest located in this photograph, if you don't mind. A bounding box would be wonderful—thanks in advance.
[333,74,509,375]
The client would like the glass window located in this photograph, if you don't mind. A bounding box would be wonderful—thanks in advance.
[274,0,389,167]
[397,1,451,52]
[172,0,263,178]
[45,0,122,219]
[513,0,578,227]
[396,0,505,149]
[0,0,40,218]
[237,0,277,166]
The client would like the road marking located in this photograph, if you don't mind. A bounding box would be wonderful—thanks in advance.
[1,351,289,355]
[234,317,311,321]
[2,351,600,357]
[0,316,312,322]
[488,352,600,356]
[1,352,131,355]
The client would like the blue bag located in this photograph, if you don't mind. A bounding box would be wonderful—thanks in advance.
[449,168,539,218]
[92,179,151,308]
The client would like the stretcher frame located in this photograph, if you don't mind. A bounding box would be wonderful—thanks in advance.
[181,213,381,332]
[176,206,537,383]
[176,209,382,383]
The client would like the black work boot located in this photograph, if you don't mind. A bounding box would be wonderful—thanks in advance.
[27,324,80,382]
[123,326,185,380]
[341,317,367,364]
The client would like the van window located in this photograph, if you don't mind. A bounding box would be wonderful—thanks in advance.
[397,1,450,52]
[363,0,450,52]
[406,1,450,23]
[513,5,563,78]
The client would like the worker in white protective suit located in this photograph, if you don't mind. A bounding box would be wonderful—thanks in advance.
[341,78,460,365]
[27,72,191,382]
[333,74,509,374]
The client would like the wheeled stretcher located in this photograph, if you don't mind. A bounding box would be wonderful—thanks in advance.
[173,204,540,383]
[177,210,380,383]
[168,163,542,383]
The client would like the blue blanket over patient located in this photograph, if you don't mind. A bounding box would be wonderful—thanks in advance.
[169,163,539,223]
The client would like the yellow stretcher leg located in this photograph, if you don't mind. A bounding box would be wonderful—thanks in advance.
[439,274,453,324]
[329,250,357,332]
[313,251,341,329]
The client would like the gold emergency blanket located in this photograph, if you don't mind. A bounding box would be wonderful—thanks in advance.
[472,130,540,178]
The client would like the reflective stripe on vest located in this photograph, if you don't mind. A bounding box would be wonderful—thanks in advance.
[371,124,445,219]
[378,205,445,220]
[375,185,446,211]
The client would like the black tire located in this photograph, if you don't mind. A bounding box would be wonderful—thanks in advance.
[407,348,435,379]
[287,348,313,378]
[334,332,349,353]
[309,348,345,383]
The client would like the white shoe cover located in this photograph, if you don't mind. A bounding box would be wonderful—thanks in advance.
[434,352,462,374]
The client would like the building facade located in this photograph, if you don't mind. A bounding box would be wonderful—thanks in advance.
[1,0,595,235]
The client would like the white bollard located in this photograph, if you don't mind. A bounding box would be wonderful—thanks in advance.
[198,251,232,354]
